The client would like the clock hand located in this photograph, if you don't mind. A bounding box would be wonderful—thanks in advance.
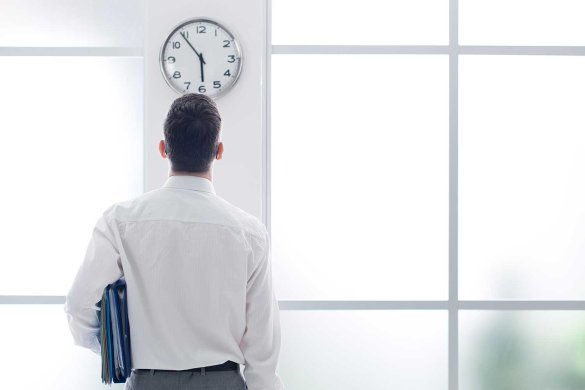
[199,53,205,83]
[179,32,206,64]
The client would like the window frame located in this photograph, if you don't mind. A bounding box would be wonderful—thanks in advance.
[266,1,585,389]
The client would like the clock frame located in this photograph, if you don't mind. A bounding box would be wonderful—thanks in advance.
[159,18,243,98]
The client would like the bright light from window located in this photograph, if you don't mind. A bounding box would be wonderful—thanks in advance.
[459,56,585,300]
[0,0,144,47]
[271,54,449,300]
[460,0,585,45]
[280,310,448,389]
[460,311,585,388]
[0,57,143,295]
[272,0,449,45]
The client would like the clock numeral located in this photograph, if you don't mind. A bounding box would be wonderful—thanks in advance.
[223,40,231,48]
[197,25,206,34]
[182,31,189,39]
[224,69,231,77]
[213,81,221,89]
[227,55,236,63]
[167,56,176,63]
[184,82,191,90]
[172,41,181,49]
[198,85,206,93]
[173,71,181,79]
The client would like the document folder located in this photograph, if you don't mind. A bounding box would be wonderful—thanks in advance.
[97,276,133,384]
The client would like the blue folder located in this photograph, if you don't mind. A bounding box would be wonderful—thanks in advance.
[98,276,133,384]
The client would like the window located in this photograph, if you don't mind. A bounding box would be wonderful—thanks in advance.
[0,2,144,388]
[269,0,585,389]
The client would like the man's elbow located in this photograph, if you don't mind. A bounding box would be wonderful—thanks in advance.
[63,293,88,316]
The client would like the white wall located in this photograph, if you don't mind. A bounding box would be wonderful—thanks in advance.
[144,0,267,221]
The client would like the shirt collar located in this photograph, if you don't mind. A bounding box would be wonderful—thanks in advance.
[162,175,216,194]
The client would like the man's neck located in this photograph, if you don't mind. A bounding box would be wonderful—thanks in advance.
[170,170,212,181]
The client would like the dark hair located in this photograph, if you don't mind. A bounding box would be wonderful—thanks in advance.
[163,93,221,173]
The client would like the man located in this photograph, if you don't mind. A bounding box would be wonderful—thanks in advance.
[64,93,285,390]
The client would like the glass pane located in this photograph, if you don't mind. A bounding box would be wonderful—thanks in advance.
[280,310,447,390]
[271,55,449,300]
[459,56,585,300]
[0,0,144,47]
[460,311,585,390]
[460,0,585,46]
[0,57,143,295]
[272,0,449,45]
[0,304,125,389]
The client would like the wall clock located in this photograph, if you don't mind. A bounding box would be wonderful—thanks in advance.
[160,18,243,98]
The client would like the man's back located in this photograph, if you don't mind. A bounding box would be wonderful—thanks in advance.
[65,174,284,389]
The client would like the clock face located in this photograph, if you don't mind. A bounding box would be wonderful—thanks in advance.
[160,18,242,98]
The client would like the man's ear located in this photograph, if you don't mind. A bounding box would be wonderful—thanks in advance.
[159,140,167,158]
[216,142,224,160]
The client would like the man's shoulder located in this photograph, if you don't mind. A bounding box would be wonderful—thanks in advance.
[213,196,268,240]
[99,189,160,221]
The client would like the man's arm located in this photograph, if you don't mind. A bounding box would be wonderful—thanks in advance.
[240,229,285,390]
[63,205,123,355]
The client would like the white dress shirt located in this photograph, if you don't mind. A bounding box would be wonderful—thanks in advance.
[64,175,284,390]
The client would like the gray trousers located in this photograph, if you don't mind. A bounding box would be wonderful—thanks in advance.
[124,368,248,390]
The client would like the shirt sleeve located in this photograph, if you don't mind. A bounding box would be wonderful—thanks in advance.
[240,230,285,390]
[63,205,123,355]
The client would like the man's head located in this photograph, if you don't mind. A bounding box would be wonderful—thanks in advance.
[159,93,224,174]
